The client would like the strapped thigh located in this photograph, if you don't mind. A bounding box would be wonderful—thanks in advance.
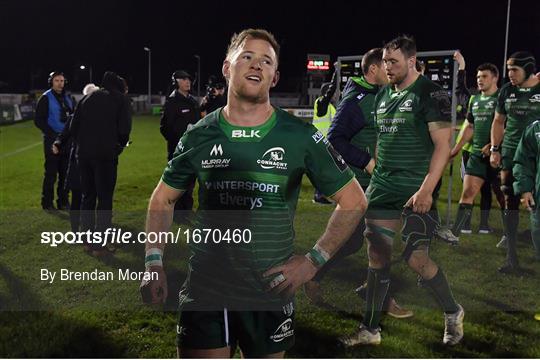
[364,222,395,246]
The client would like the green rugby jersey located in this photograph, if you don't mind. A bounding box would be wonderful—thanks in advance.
[496,81,540,151]
[371,75,451,195]
[161,108,354,309]
[513,120,540,204]
[466,90,499,154]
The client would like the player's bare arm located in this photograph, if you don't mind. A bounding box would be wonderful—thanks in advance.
[264,179,366,297]
[451,121,473,158]
[489,111,506,168]
[140,180,184,304]
[406,126,451,214]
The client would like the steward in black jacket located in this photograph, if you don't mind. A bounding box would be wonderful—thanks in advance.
[159,70,200,223]
[160,70,200,161]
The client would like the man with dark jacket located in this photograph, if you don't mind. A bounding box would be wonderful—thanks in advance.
[160,70,200,220]
[53,83,101,233]
[70,71,132,255]
[34,71,75,210]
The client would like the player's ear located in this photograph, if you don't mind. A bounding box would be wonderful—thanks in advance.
[222,60,231,82]
[271,70,280,88]
[409,55,417,70]
[369,63,377,76]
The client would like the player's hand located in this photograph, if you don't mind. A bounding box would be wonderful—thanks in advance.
[521,192,535,211]
[453,51,466,70]
[481,143,491,157]
[51,143,60,155]
[364,158,375,175]
[490,152,501,168]
[140,266,168,304]
[405,188,433,214]
[263,255,318,299]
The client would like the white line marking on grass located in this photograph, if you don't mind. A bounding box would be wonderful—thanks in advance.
[0,142,41,159]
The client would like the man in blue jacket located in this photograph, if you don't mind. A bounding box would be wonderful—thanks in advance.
[34,71,75,210]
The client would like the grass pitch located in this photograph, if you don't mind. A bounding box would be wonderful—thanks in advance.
[0,116,539,357]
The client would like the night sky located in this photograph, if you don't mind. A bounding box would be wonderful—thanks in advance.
[1,0,539,94]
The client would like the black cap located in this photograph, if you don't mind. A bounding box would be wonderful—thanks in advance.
[172,70,193,81]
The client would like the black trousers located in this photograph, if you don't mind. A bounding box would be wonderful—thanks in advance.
[167,139,194,215]
[70,189,82,233]
[66,147,82,232]
[79,157,118,248]
[41,135,69,207]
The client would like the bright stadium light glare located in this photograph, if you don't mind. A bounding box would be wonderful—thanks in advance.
[79,64,92,82]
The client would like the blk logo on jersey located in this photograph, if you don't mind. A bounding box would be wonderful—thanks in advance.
[232,129,261,138]
[257,147,288,170]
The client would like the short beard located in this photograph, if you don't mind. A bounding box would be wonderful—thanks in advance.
[390,71,407,87]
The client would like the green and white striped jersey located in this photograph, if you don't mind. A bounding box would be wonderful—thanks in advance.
[371,75,451,195]
[161,107,354,308]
